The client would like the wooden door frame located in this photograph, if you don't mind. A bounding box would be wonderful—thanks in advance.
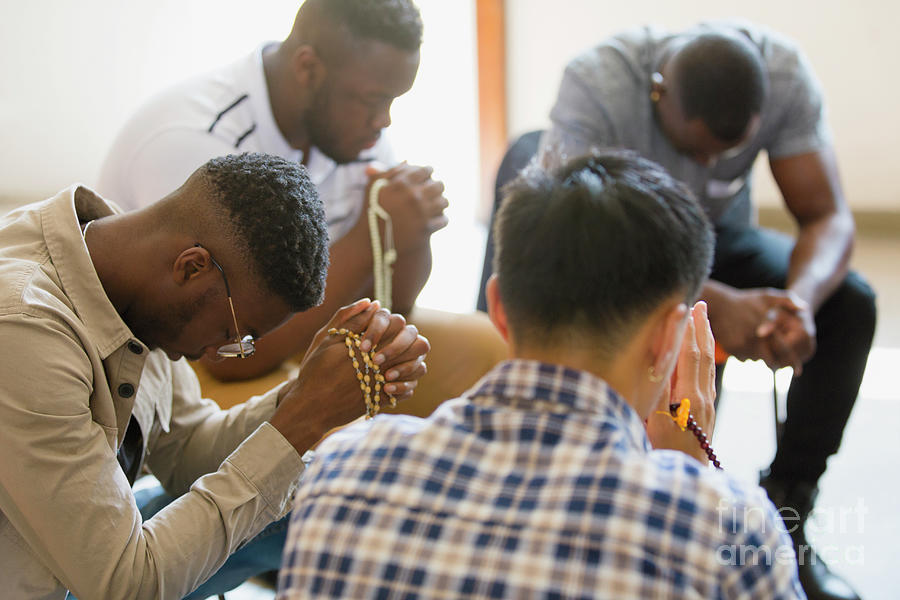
[476,0,507,220]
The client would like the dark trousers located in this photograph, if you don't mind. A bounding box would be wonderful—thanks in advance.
[711,223,876,485]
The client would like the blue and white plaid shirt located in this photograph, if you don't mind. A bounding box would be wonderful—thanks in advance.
[278,360,804,599]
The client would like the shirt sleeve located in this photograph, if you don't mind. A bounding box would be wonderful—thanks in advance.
[0,312,302,600]
[765,46,831,160]
[718,495,806,599]
[103,127,239,211]
[540,63,621,169]
[145,358,290,495]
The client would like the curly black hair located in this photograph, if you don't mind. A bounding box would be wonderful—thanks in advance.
[201,153,329,313]
[300,0,423,51]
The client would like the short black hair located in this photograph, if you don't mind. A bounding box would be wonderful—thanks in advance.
[201,153,329,313]
[493,150,714,353]
[673,33,767,142]
[298,0,423,52]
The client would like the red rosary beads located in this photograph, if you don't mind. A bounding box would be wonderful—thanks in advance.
[659,399,722,469]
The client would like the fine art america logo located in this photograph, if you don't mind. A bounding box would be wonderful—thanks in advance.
[715,498,867,567]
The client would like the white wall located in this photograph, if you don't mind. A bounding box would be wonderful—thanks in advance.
[0,1,298,201]
[0,0,482,312]
[506,0,900,211]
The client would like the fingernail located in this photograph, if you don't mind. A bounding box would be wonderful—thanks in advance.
[360,340,372,352]
[385,369,397,380]
[384,384,396,393]
[374,353,386,365]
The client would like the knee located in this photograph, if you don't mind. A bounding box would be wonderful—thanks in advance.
[844,272,877,332]
[819,271,877,339]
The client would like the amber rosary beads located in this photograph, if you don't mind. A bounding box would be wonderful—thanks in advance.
[328,327,397,418]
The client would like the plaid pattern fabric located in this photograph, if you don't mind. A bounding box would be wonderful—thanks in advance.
[278,360,804,599]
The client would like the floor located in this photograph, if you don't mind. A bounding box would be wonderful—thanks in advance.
[716,231,900,600]
[225,231,900,600]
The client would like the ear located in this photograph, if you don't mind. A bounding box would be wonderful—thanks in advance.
[649,300,688,373]
[172,245,214,286]
[485,275,510,343]
[291,45,326,92]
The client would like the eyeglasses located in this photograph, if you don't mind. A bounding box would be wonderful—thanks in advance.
[199,245,256,358]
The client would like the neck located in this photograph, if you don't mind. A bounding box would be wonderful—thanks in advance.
[84,213,171,320]
[512,345,641,410]
[263,42,312,154]
[511,323,661,420]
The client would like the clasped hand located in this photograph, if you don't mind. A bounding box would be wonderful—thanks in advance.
[270,299,429,453]
[366,163,449,250]
[711,286,816,375]
[646,302,717,464]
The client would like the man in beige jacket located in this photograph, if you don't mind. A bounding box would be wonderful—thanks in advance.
[0,152,428,599]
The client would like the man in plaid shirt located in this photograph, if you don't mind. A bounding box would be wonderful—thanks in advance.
[277,150,804,598]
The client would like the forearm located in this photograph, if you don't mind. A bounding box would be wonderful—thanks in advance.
[148,374,285,493]
[136,424,302,599]
[390,241,432,315]
[770,148,854,313]
[2,403,299,600]
[787,210,854,312]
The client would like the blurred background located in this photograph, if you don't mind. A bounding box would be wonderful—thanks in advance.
[1,1,896,597]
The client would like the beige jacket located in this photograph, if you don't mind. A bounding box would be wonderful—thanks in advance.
[0,186,304,599]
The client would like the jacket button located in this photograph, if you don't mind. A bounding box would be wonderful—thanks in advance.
[127,341,143,355]
[118,383,135,398]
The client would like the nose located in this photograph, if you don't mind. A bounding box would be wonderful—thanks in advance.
[371,103,392,130]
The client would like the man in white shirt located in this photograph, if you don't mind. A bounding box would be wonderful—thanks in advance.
[97,0,499,396]
[95,1,506,595]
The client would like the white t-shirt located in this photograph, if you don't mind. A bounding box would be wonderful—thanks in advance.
[96,44,395,243]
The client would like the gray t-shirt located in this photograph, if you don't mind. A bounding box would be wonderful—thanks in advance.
[541,21,830,226]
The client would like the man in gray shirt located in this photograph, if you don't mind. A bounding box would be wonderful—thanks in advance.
[540,21,874,600]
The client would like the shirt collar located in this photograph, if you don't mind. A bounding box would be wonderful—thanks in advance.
[466,359,652,452]
[41,185,137,359]
[244,43,300,162]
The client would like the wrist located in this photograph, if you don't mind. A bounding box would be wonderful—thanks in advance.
[269,404,327,455]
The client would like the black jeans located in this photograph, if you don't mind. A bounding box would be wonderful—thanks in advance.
[711,223,876,485]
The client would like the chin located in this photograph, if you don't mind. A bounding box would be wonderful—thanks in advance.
[315,139,361,165]
[164,350,185,361]
[329,150,363,165]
